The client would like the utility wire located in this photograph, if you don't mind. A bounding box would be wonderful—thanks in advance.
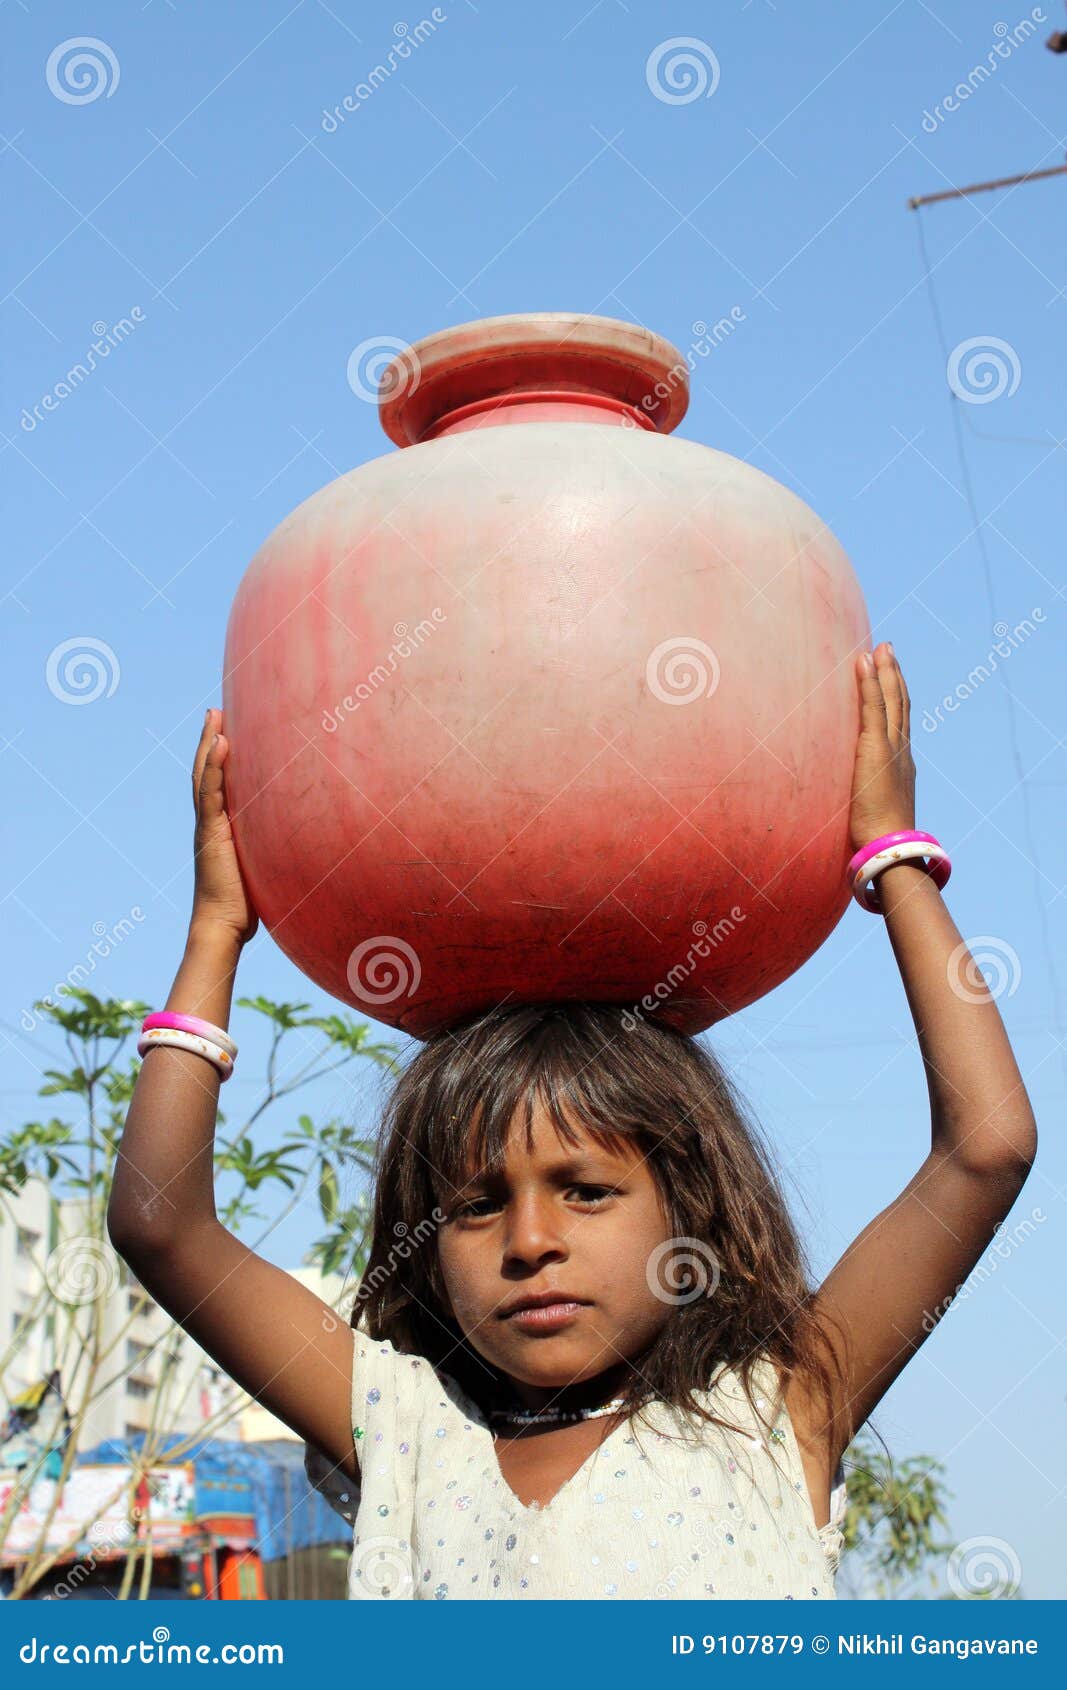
[913,208,1067,1092]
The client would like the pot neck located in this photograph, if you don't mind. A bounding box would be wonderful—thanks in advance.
[422,387,656,441]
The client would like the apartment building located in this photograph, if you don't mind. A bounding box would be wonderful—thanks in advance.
[0,1177,353,1451]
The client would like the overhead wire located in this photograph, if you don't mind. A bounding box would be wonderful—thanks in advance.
[913,206,1067,1091]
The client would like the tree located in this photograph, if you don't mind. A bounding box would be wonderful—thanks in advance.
[838,1429,1023,1599]
[0,987,395,1600]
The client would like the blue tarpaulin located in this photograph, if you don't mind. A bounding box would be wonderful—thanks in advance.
[76,1434,352,1563]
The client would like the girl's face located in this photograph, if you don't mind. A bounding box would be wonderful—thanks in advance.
[435,1099,674,1406]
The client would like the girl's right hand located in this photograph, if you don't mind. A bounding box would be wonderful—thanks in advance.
[190,708,260,946]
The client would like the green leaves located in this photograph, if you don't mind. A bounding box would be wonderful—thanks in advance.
[235,997,400,1073]
[215,1135,304,1192]
[318,1159,340,1224]
[298,1014,400,1073]
[40,1065,97,1098]
[234,994,314,1032]
[305,1198,374,1280]
[840,1430,964,1597]
[6,989,393,1283]
[288,1113,378,1171]
[28,988,149,1043]
[0,1118,78,1196]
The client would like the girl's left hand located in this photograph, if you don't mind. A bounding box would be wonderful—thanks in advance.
[849,642,916,853]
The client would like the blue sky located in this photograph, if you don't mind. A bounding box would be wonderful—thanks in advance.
[4,0,1065,1599]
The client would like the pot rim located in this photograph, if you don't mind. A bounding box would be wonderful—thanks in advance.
[378,311,690,446]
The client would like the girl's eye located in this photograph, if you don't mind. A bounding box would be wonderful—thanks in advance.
[454,1196,500,1219]
[456,1189,612,1216]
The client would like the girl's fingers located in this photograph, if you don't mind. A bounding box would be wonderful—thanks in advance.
[857,645,911,759]
[898,661,911,743]
[194,751,234,883]
[191,709,215,809]
[191,706,213,804]
[858,650,888,724]
[873,644,906,742]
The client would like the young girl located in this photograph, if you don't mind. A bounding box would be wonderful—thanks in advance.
[108,643,1037,1600]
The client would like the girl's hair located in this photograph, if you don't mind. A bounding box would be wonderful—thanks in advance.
[351,1002,853,1454]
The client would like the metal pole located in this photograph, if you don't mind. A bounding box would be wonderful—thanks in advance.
[909,161,1067,209]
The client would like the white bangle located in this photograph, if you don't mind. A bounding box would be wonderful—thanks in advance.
[137,1026,234,1081]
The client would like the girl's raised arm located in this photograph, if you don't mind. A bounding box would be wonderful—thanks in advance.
[106,710,359,1486]
[792,644,1038,1469]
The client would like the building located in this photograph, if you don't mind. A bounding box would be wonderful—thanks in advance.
[0,1178,353,1451]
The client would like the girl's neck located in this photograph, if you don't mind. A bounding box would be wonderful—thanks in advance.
[496,1358,635,1416]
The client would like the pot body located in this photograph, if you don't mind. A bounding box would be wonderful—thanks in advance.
[222,315,868,1037]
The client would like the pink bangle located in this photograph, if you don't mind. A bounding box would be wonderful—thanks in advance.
[847,830,952,913]
[141,1010,237,1059]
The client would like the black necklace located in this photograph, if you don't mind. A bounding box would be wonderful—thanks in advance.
[488,1395,628,1427]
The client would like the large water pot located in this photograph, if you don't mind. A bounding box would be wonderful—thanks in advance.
[222,313,869,1037]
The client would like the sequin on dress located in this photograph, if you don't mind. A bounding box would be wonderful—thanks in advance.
[304,1323,847,1600]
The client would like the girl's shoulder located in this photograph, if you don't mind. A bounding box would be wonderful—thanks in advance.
[662,1349,812,1466]
[352,1321,480,1411]
[693,1348,788,1420]
[691,1349,849,1576]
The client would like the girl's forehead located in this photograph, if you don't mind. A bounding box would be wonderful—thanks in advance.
[453,1106,640,1184]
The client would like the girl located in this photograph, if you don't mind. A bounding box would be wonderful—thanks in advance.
[108,643,1037,1600]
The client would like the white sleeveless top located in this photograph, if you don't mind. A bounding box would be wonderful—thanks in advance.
[304,1325,847,1600]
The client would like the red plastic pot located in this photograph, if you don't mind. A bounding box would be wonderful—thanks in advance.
[222,313,869,1037]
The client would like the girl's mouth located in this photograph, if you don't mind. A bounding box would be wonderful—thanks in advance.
[503,1300,587,1332]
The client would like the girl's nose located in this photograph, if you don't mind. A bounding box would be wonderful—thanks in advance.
[502,1194,567,1266]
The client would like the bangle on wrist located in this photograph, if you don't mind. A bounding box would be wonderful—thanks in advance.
[138,1011,238,1080]
[847,830,951,914]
